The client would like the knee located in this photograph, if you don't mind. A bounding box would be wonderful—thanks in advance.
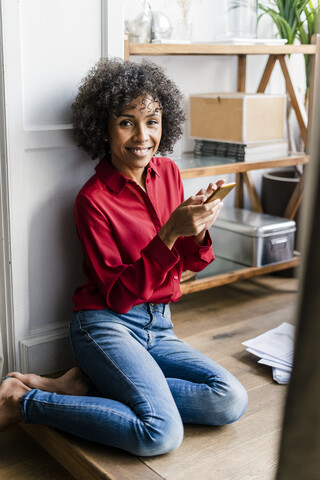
[215,378,248,425]
[136,415,184,457]
[200,374,248,426]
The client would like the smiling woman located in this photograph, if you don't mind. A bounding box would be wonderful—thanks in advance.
[1,58,247,456]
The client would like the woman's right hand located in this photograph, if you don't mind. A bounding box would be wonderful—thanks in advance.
[158,194,222,250]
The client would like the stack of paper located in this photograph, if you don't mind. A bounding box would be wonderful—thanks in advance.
[242,322,295,384]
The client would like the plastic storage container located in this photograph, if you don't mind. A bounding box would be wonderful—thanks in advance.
[211,208,296,267]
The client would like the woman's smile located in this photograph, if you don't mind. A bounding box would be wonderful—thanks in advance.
[126,146,153,157]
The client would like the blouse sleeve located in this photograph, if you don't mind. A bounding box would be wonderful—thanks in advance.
[178,233,215,272]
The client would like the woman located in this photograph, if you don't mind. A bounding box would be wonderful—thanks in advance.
[0,59,247,456]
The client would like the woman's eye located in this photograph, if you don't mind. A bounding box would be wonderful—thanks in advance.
[148,119,159,125]
[119,120,132,127]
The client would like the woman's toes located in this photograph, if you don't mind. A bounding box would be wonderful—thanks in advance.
[6,372,40,389]
[0,378,30,431]
[5,367,88,396]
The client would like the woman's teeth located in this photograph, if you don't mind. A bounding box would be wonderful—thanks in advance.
[129,148,150,154]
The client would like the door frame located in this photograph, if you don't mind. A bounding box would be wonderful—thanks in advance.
[0,0,15,375]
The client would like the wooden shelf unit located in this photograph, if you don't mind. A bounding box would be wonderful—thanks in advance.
[126,37,320,293]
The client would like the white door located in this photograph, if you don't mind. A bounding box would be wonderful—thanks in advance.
[0,0,123,375]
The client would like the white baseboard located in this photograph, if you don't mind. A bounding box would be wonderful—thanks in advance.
[19,329,76,375]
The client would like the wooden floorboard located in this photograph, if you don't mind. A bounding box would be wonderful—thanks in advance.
[0,424,73,479]
[20,423,162,480]
[2,275,298,480]
[167,431,281,480]
[143,383,287,479]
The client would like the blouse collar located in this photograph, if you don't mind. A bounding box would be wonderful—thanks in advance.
[95,156,160,194]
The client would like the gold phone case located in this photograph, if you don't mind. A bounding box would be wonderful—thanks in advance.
[204,182,236,204]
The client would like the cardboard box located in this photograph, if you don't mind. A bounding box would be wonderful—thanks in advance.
[189,93,286,144]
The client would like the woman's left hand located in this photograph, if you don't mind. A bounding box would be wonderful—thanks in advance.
[194,179,225,244]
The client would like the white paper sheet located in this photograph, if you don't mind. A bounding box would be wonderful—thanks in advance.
[246,347,292,368]
[258,358,292,372]
[242,322,295,385]
[273,368,291,385]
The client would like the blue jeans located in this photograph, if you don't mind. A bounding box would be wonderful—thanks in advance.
[19,303,248,456]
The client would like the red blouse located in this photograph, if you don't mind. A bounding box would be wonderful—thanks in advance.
[72,156,215,313]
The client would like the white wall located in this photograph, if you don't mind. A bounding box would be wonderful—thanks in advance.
[125,0,276,42]
[20,0,102,342]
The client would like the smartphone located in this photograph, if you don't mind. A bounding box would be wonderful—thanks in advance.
[204,182,236,204]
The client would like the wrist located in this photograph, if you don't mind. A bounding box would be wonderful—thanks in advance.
[194,230,207,245]
[158,223,178,250]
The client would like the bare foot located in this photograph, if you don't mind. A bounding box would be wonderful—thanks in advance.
[6,367,88,396]
[0,378,30,431]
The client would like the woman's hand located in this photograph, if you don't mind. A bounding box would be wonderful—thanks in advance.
[193,180,225,244]
[158,179,225,249]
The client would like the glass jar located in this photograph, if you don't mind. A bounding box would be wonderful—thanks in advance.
[226,0,258,39]
[214,0,258,40]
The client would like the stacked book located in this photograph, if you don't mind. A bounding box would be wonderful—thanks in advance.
[242,322,295,384]
[194,139,289,163]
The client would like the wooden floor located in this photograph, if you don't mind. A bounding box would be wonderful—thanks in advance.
[0,275,299,480]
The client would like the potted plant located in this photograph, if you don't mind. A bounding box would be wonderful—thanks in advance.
[258,1,320,102]
[231,1,320,102]
[296,1,320,100]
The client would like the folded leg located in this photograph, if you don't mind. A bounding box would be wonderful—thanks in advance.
[149,335,248,425]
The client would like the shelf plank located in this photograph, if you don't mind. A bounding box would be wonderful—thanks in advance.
[129,43,317,57]
[177,154,308,179]
[180,257,300,295]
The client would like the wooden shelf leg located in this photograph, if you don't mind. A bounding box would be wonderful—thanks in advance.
[235,172,244,208]
[283,172,305,220]
[278,54,308,145]
[257,54,277,93]
[307,34,320,153]
[243,172,263,213]
[124,36,130,61]
[237,55,247,92]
